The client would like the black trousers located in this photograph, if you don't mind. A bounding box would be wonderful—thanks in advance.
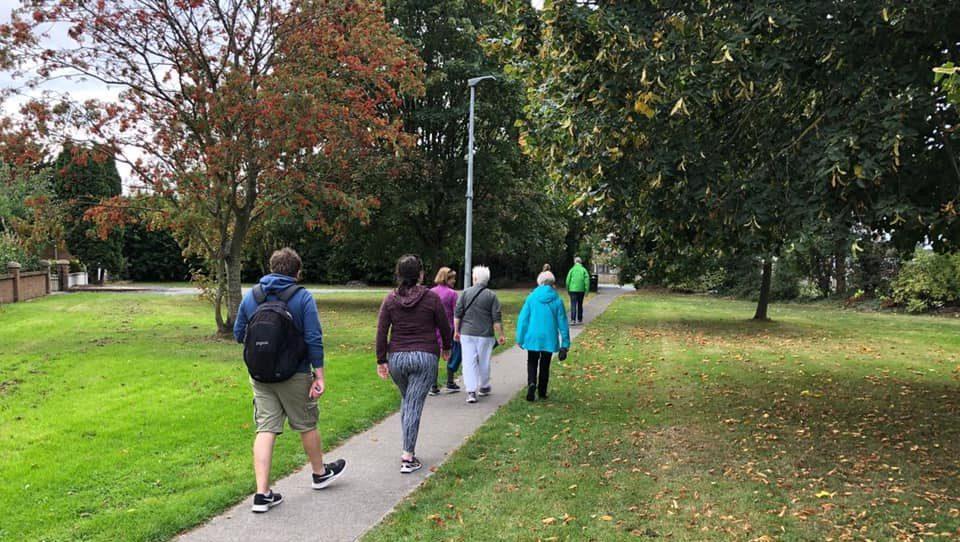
[527,350,553,397]
[569,291,585,322]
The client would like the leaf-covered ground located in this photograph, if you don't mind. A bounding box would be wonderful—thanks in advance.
[363,292,960,541]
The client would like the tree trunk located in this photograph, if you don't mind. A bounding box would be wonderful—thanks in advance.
[816,255,831,297]
[754,258,772,320]
[834,252,847,297]
[213,258,228,334]
[224,243,244,335]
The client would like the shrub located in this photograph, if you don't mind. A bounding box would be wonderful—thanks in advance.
[0,232,40,271]
[891,250,960,312]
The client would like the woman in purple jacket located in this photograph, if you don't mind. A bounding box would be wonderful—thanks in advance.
[429,267,461,395]
[376,255,452,473]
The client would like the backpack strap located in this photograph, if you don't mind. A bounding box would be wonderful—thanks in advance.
[252,284,267,304]
[462,285,487,316]
[276,284,303,302]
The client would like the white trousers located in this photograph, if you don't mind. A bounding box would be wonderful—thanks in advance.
[460,335,495,392]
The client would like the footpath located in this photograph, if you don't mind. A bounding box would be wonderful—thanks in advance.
[177,286,627,542]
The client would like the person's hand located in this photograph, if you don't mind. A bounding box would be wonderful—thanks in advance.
[441,349,451,361]
[377,363,390,380]
[453,331,461,342]
[558,347,568,361]
[497,335,506,346]
[309,375,325,398]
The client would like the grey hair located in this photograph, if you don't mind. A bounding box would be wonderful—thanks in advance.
[574,256,583,264]
[472,265,491,286]
[537,271,555,286]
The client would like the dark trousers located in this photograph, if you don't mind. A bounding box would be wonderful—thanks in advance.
[527,350,553,397]
[437,341,461,386]
[569,291,585,322]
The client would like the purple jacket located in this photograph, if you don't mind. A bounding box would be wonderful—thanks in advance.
[376,285,452,364]
[430,284,457,347]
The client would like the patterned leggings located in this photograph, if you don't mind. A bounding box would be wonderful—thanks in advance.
[388,351,439,455]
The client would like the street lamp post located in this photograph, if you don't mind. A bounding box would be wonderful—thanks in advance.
[464,75,495,289]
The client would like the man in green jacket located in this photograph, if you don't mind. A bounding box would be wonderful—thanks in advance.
[565,257,590,325]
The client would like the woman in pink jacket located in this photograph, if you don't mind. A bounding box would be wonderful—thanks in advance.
[429,267,461,395]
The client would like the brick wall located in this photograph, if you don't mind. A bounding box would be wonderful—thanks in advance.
[0,275,12,303]
[0,267,51,304]
[19,271,49,301]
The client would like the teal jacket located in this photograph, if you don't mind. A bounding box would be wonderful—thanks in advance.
[565,263,590,293]
[516,285,571,353]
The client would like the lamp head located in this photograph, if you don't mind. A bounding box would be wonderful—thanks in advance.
[467,75,496,87]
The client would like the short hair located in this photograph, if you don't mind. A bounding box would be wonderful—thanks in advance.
[472,265,491,286]
[434,266,456,285]
[269,248,302,278]
[574,256,583,264]
[537,271,555,286]
[542,263,551,272]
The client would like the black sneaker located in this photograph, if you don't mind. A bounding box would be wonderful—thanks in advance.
[444,381,461,393]
[251,490,283,513]
[400,457,422,474]
[428,385,440,396]
[312,459,346,490]
[478,386,491,397]
[526,385,536,402]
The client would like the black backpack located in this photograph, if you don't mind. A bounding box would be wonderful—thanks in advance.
[243,284,308,383]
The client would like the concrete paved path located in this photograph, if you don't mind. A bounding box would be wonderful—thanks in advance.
[177,286,627,542]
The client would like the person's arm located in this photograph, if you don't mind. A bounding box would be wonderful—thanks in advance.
[515,298,530,349]
[454,293,465,341]
[565,268,573,290]
[434,295,453,356]
[302,294,324,369]
[299,293,326,397]
[557,298,571,349]
[491,294,505,344]
[233,297,249,343]
[375,296,391,365]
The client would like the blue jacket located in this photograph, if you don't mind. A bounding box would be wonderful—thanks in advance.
[515,285,571,353]
[233,273,324,371]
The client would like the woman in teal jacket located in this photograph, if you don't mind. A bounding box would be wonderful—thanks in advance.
[516,271,571,401]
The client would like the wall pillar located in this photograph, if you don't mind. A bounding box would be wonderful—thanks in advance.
[7,261,21,302]
[56,259,70,291]
[41,260,52,294]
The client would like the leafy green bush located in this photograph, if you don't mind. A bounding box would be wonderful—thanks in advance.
[891,250,960,312]
[0,232,40,271]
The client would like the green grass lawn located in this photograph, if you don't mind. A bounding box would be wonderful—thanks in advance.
[363,292,960,541]
[0,289,524,542]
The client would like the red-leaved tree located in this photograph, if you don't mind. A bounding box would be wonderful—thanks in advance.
[1,0,423,333]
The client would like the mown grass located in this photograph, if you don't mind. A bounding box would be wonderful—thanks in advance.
[0,289,524,542]
[363,292,960,541]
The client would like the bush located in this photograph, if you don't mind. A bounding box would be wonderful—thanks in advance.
[891,250,960,312]
[0,232,40,271]
[123,224,194,281]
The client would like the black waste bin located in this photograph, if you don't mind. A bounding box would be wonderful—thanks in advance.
[589,274,599,292]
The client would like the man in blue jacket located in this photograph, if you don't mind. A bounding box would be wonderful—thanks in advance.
[234,248,346,513]
[515,271,571,401]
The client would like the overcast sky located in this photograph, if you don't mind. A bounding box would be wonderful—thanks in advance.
[0,0,545,185]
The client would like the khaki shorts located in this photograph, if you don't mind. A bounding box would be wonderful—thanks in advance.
[250,373,319,434]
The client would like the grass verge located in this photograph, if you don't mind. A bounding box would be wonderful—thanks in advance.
[363,292,960,541]
[0,290,523,542]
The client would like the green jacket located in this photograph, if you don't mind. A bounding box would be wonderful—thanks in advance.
[565,263,590,293]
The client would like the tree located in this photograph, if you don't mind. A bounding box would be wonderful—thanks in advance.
[52,145,125,278]
[497,0,960,319]
[2,0,424,333]
[242,0,573,285]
